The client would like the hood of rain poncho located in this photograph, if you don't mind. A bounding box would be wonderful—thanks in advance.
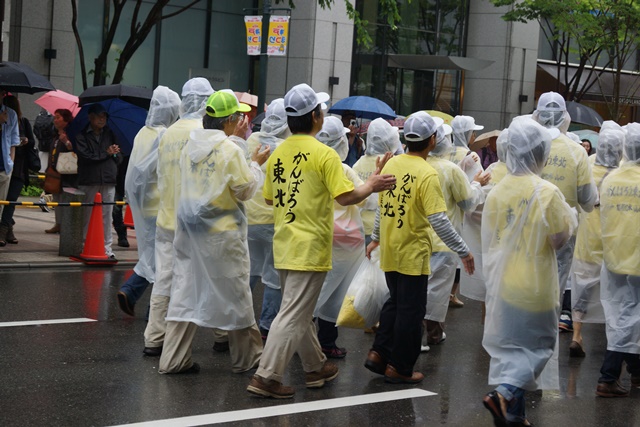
[600,120,623,133]
[624,122,640,163]
[365,118,402,155]
[179,78,214,119]
[496,129,508,162]
[566,132,581,144]
[430,123,454,157]
[187,128,228,163]
[451,115,483,148]
[317,116,350,161]
[260,98,290,150]
[505,117,559,175]
[596,129,624,168]
[532,91,571,134]
[146,86,181,129]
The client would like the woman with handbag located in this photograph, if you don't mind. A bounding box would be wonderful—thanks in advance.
[0,95,40,246]
[44,108,77,234]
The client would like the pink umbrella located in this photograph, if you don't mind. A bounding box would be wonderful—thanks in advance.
[34,89,81,117]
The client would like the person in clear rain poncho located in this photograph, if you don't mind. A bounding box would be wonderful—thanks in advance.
[569,127,624,358]
[532,92,598,334]
[116,86,181,317]
[481,117,577,427]
[313,116,367,358]
[460,129,508,307]
[244,98,291,340]
[142,77,214,357]
[595,122,640,398]
[450,115,485,178]
[423,121,488,348]
[158,90,269,374]
[353,118,403,245]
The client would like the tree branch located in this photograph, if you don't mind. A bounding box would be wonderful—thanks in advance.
[71,0,88,90]
[161,0,202,21]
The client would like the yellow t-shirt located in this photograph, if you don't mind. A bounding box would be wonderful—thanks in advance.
[352,155,379,235]
[156,118,202,230]
[378,154,447,275]
[263,134,355,271]
[541,134,593,209]
[574,164,611,264]
[483,175,575,311]
[488,161,507,185]
[427,156,474,253]
[600,164,640,276]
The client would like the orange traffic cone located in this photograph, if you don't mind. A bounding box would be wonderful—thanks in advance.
[123,204,134,229]
[70,192,118,266]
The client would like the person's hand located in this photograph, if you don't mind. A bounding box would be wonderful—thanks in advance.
[252,145,271,166]
[19,137,28,146]
[106,144,120,155]
[366,240,379,259]
[461,253,475,275]
[374,152,393,174]
[233,115,250,138]
[473,171,491,186]
[366,173,396,193]
[0,111,8,125]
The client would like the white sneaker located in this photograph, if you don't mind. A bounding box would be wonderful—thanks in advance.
[420,345,430,353]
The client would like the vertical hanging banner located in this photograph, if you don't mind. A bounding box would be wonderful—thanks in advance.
[267,16,290,56]
[244,16,262,56]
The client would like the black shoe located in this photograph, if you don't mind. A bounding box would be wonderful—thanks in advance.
[175,362,200,374]
[143,346,162,357]
[117,291,135,316]
[117,237,130,248]
[212,341,229,353]
[483,391,507,427]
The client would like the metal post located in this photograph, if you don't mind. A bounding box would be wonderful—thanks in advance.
[257,0,271,112]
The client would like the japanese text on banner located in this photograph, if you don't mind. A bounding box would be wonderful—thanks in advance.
[244,16,262,56]
[267,16,290,56]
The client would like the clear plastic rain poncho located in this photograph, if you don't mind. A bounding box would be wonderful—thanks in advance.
[314,116,366,322]
[124,86,180,283]
[166,128,258,329]
[532,91,571,135]
[460,129,509,302]
[571,129,624,323]
[482,118,578,391]
[153,77,213,298]
[599,123,640,354]
[450,115,484,179]
[426,123,485,322]
[353,118,401,237]
[244,98,290,290]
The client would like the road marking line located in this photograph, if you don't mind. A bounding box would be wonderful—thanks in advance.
[111,389,436,427]
[0,318,97,327]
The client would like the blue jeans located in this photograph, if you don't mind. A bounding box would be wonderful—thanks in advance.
[120,272,151,305]
[251,276,282,332]
[495,384,526,424]
[599,350,640,383]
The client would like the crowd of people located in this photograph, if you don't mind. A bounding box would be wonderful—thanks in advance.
[0,79,638,426]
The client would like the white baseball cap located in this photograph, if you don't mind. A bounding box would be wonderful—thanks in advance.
[404,111,444,142]
[316,116,350,144]
[284,83,330,117]
[451,115,484,133]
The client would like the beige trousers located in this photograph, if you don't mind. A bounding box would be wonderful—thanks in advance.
[158,321,262,374]
[256,270,327,383]
[144,295,169,348]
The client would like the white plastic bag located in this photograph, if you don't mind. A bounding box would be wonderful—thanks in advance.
[336,248,389,329]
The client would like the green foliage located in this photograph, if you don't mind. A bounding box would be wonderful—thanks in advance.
[20,185,43,197]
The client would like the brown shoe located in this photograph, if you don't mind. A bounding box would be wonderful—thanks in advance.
[596,381,629,397]
[247,375,294,399]
[384,364,424,384]
[569,340,586,358]
[364,350,387,375]
[45,224,60,234]
[305,362,339,388]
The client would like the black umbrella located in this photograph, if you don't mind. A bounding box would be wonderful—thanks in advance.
[566,101,603,127]
[79,84,153,110]
[0,61,55,94]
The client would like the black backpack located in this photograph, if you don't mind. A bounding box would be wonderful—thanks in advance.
[33,110,56,152]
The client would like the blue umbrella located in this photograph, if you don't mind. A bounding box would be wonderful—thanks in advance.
[328,96,396,120]
[67,98,147,156]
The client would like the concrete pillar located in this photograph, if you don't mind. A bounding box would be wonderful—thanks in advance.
[58,187,84,257]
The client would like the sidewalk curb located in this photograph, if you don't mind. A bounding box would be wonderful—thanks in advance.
[0,261,137,269]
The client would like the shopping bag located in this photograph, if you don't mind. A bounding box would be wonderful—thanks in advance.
[336,248,389,329]
[56,152,78,174]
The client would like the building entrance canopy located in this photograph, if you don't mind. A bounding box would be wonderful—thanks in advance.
[387,55,493,72]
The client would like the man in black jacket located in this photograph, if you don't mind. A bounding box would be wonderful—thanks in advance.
[75,103,122,258]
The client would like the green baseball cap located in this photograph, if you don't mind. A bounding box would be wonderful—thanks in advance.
[205,89,252,118]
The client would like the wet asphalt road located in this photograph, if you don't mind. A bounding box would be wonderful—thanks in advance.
[0,267,638,426]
